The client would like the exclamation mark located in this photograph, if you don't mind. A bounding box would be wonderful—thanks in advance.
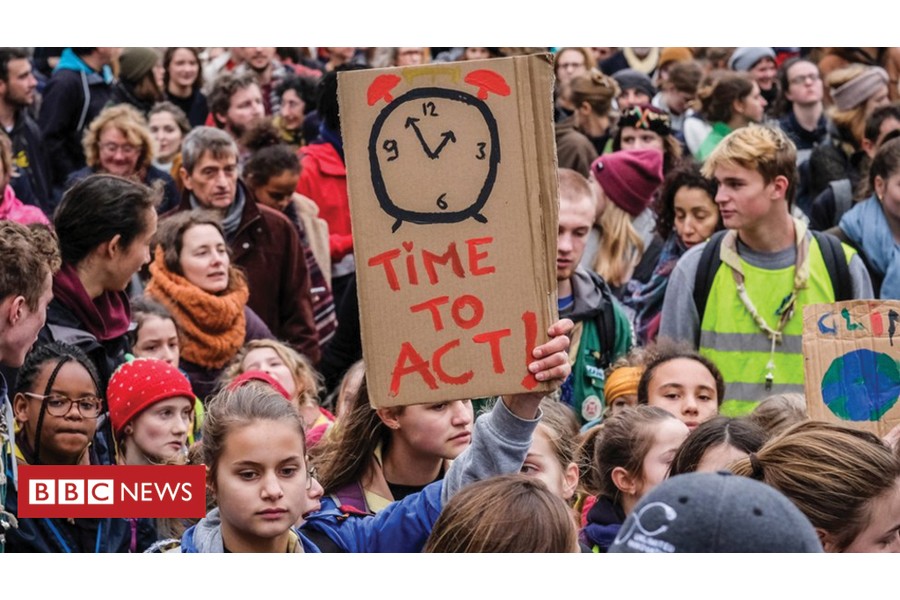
[520,311,539,390]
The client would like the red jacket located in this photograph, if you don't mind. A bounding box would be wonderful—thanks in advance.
[166,183,320,364]
[296,143,353,262]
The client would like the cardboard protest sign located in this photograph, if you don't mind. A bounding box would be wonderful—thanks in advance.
[338,54,559,407]
[802,300,900,437]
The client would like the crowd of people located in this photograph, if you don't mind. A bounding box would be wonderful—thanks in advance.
[0,46,899,554]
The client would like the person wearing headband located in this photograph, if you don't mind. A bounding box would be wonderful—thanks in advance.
[807,64,891,200]
[603,365,644,416]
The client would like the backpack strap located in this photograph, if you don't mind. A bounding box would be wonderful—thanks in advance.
[300,527,347,553]
[810,230,853,301]
[76,71,92,133]
[692,231,727,330]
[823,225,850,245]
[592,277,617,368]
[829,179,853,227]
[692,230,853,327]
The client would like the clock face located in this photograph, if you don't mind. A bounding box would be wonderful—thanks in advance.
[368,87,500,231]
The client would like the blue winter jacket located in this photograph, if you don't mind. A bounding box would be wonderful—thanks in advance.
[157,397,540,553]
[173,482,442,554]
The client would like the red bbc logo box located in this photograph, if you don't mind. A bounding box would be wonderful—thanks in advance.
[18,465,207,519]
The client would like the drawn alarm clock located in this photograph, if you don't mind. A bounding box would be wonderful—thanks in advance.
[366,70,509,231]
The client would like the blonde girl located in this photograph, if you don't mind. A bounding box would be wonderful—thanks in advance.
[224,339,333,446]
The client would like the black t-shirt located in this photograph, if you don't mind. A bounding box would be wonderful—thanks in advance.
[387,466,445,503]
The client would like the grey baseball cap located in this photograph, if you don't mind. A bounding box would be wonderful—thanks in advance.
[609,471,823,553]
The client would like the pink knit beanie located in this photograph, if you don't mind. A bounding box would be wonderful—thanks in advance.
[590,149,664,217]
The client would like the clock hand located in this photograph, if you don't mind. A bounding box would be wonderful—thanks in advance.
[405,117,437,158]
[431,131,457,158]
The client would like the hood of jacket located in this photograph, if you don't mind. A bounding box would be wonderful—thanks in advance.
[55,48,114,84]
[301,142,346,177]
[180,508,316,553]
[580,495,626,551]
[180,508,225,553]
[565,266,615,322]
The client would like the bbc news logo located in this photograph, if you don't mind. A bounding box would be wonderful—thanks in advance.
[18,465,207,519]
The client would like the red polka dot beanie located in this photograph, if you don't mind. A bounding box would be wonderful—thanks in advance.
[107,358,195,436]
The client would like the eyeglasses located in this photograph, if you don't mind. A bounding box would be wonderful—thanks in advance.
[789,73,821,85]
[23,393,103,418]
[305,458,318,490]
[99,142,139,156]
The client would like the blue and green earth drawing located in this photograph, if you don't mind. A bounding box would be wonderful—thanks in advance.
[822,349,900,421]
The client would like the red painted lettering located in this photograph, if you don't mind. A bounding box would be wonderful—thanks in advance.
[433,339,474,385]
[410,296,450,331]
[466,237,495,276]
[405,252,419,286]
[390,342,438,396]
[367,249,402,291]
[451,295,485,329]
[422,243,465,285]
[472,328,511,374]
[871,307,884,337]
[519,311,539,390]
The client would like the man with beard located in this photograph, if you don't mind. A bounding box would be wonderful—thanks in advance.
[207,70,265,160]
[234,47,297,115]
[0,49,51,214]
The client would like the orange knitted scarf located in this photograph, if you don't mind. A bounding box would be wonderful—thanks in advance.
[145,247,248,369]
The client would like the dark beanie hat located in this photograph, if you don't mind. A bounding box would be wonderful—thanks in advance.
[613,68,657,99]
[119,47,160,83]
[609,471,824,553]
[590,149,664,217]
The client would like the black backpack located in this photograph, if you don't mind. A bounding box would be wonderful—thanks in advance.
[693,230,853,325]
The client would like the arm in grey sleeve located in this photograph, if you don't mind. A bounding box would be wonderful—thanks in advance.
[658,244,703,348]
[849,254,875,299]
[440,398,541,505]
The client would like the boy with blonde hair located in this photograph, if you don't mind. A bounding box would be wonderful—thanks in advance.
[659,125,872,416]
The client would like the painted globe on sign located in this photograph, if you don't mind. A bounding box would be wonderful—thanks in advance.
[821,349,900,421]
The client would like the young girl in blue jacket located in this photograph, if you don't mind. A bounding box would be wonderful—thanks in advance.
[151,319,573,553]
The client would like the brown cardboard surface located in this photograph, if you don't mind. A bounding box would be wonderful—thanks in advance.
[802,301,900,437]
[338,54,559,408]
